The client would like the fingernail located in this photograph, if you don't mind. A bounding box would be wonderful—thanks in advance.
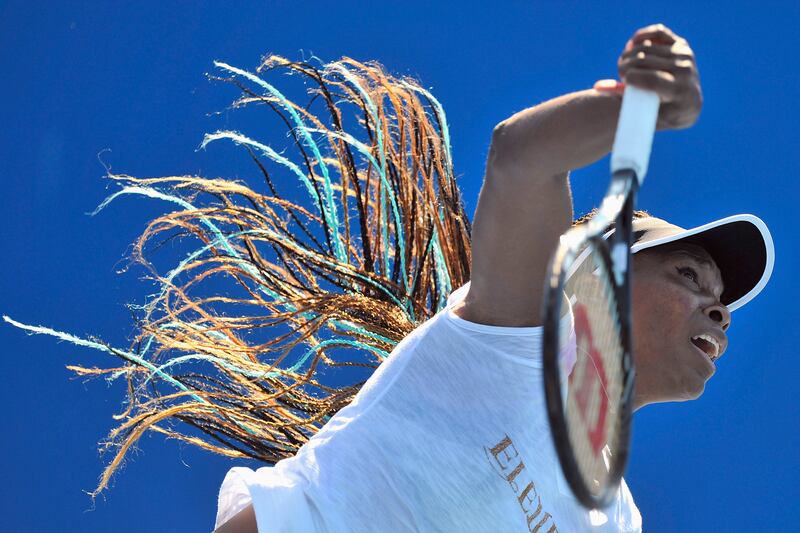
[594,79,619,90]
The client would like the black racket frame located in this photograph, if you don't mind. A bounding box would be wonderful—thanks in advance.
[542,169,638,510]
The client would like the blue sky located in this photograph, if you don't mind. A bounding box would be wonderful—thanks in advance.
[1,2,798,532]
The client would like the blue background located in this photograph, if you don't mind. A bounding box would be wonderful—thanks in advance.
[1,2,797,531]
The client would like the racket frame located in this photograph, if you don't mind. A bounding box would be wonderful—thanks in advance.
[542,169,638,510]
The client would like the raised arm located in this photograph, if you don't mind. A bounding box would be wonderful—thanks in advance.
[452,24,701,327]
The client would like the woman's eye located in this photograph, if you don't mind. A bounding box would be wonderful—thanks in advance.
[677,266,699,284]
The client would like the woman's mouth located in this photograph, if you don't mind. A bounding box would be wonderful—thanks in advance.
[691,334,720,364]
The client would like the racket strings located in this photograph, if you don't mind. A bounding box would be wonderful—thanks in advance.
[563,245,625,494]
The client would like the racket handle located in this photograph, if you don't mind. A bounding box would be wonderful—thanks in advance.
[610,85,660,184]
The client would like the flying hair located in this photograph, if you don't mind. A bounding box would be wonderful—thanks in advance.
[4,55,472,498]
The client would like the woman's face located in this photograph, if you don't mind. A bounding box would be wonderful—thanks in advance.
[630,242,730,410]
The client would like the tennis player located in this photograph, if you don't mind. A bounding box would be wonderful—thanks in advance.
[214,23,773,532]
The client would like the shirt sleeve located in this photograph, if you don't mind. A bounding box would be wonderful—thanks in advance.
[215,465,323,532]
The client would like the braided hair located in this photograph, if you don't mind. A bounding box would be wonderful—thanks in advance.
[5,55,471,498]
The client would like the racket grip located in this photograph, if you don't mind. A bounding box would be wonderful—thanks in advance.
[610,85,660,184]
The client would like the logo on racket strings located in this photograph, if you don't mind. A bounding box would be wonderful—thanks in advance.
[569,303,610,456]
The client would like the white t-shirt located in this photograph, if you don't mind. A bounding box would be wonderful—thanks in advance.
[215,282,642,532]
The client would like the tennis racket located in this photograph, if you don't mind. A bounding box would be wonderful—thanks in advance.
[542,85,660,509]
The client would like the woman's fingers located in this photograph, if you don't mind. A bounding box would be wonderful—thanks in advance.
[622,68,679,102]
[619,52,695,80]
[621,42,694,62]
[609,23,703,129]
[617,32,699,98]
[629,23,679,46]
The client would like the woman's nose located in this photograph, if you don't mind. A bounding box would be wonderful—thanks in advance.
[705,302,731,331]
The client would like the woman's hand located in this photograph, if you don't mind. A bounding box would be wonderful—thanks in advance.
[594,23,703,130]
